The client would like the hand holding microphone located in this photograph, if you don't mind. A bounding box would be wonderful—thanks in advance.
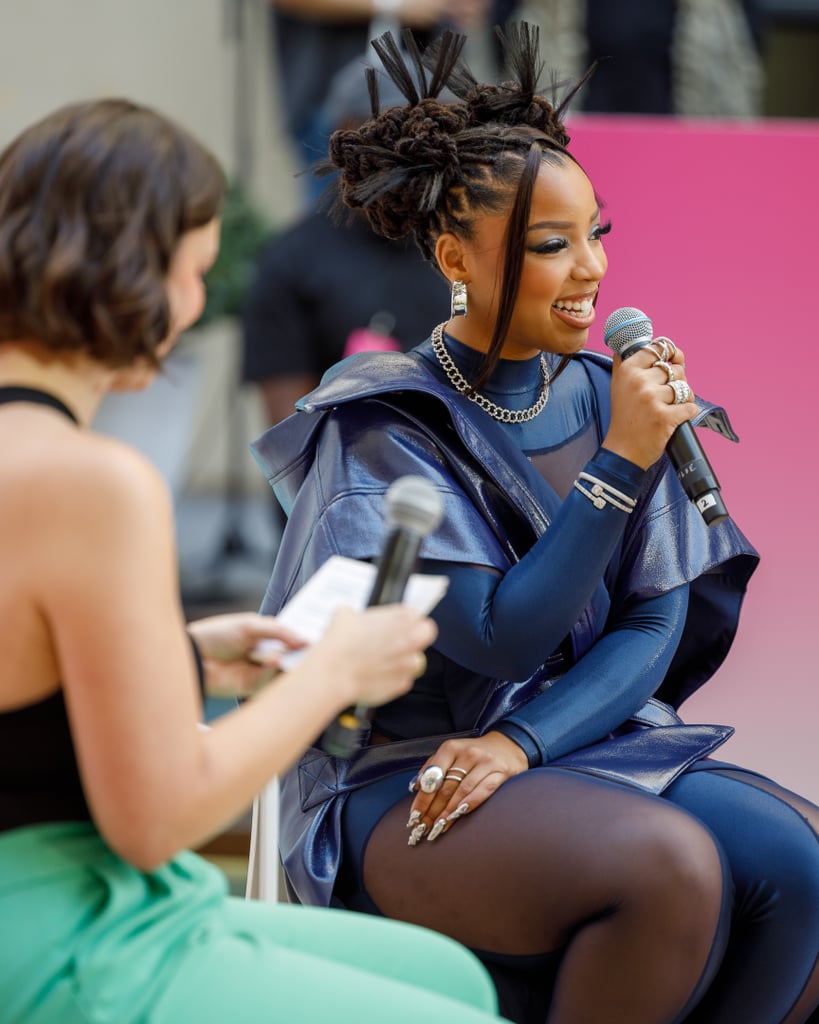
[603,307,728,525]
[320,475,444,757]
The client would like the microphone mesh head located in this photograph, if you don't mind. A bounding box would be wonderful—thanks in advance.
[385,475,444,536]
[603,307,653,356]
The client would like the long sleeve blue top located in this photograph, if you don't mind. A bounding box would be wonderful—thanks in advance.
[372,333,687,765]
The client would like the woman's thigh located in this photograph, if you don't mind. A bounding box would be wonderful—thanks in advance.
[360,767,724,956]
[148,899,500,1024]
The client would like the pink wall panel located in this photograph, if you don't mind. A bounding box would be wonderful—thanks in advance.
[569,115,819,800]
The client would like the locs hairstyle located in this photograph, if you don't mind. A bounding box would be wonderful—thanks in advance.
[0,99,225,367]
[322,22,595,389]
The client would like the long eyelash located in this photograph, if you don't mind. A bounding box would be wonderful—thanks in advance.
[530,239,567,254]
[596,221,612,237]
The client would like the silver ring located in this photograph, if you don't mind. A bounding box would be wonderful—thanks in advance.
[668,380,692,404]
[419,765,445,794]
[653,359,676,383]
[444,773,464,783]
[654,336,678,360]
[447,766,467,777]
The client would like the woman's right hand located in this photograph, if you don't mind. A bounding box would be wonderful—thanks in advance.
[603,342,697,470]
[304,604,437,710]
[405,730,528,844]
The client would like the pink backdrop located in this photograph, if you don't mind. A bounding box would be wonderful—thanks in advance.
[568,114,819,802]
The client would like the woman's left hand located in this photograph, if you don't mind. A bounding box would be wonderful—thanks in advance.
[406,731,528,844]
[187,612,307,698]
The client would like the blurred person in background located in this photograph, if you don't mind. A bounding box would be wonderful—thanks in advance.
[242,52,450,436]
[268,0,491,200]
[517,0,768,116]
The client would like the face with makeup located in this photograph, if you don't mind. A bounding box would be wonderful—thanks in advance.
[438,156,609,361]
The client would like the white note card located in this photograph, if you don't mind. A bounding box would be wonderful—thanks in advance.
[253,555,449,670]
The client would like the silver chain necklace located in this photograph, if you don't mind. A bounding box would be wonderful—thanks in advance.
[430,322,550,424]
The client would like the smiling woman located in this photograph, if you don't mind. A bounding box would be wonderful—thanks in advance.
[251,22,819,1024]
[435,157,609,363]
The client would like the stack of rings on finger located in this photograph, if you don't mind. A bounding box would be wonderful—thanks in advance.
[668,380,692,404]
[653,336,678,361]
[653,359,676,383]
[444,766,467,783]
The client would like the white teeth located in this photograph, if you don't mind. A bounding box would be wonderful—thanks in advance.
[553,298,593,316]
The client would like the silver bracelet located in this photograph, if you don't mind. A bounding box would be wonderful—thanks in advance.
[573,472,637,514]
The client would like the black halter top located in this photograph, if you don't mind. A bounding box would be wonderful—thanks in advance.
[0,385,90,832]
[0,384,79,423]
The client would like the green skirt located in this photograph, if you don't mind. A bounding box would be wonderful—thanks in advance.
[0,823,501,1024]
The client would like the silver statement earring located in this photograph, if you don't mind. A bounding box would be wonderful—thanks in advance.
[450,280,468,318]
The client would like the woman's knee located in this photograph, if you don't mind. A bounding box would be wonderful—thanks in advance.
[671,769,819,922]
[617,802,728,917]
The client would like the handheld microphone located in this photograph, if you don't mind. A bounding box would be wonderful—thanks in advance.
[320,475,444,757]
[603,307,728,526]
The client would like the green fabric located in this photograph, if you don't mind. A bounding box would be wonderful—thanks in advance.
[0,822,501,1023]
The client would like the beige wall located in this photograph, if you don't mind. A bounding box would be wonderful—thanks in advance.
[0,0,301,493]
[0,0,299,216]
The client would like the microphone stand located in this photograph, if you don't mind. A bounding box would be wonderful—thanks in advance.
[188,0,276,609]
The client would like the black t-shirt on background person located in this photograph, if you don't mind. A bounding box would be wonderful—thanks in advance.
[241,210,449,383]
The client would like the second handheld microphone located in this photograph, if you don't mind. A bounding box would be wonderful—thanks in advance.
[603,307,728,527]
[320,475,444,757]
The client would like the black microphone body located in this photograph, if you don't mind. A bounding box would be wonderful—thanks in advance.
[366,527,424,607]
[320,475,443,757]
[603,307,728,527]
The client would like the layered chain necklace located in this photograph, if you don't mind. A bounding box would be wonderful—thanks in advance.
[430,322,550,424]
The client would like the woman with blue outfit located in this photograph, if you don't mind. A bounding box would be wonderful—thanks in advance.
[0,98,507,1022]
[251,25,819,1023]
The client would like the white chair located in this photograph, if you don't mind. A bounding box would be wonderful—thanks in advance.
[245,778,280,901]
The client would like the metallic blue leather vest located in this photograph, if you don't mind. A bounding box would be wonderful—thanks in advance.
[251,347,758,906]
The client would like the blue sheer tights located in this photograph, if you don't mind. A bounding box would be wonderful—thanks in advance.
[340,763,819,1023]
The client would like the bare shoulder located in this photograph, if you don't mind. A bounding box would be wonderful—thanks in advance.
[0,429,177,683]
[5,429,175,571]
[67,431,168,504]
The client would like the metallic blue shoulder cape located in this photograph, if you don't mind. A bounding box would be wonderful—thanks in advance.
[251,348,759,906]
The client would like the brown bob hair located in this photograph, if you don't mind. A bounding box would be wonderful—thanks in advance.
[0,98,225,367]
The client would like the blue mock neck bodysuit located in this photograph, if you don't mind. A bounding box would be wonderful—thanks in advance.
[373,334,686,766]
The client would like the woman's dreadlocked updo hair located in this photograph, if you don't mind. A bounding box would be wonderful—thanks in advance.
[320,21,594,389]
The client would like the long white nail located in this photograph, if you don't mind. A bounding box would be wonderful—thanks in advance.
[446,802,469,822]
[406,809,421,829]
[408,823,427,846]
[427,818,447,842]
